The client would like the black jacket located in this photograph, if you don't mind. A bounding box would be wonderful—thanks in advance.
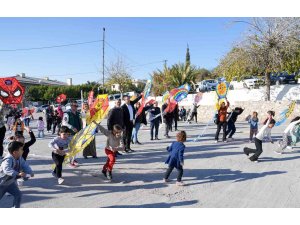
[148,106,162,123]
[107,107,124,130]
[162,103,174,122]
[135,105,152,125]
[22,131,36,160]
[228,108,244,123]
[121,95,142,127]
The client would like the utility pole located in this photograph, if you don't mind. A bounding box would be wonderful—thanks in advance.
[102,27,105,93]
[163,59,167,68]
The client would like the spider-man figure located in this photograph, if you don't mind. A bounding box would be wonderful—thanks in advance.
[0,77,25,104]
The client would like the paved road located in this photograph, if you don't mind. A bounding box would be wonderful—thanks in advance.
[1,117,300,208]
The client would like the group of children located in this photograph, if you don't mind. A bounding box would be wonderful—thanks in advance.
[2,100,300,207]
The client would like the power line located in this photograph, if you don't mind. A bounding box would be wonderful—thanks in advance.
[0,40,102,52]
[104,41,139,65]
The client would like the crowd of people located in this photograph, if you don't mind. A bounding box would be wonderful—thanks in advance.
[1,94,300,207]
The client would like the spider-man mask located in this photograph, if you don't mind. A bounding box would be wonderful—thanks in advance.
[0,77,25,104]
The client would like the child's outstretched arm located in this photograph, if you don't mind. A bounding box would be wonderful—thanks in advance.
[97,124,110,137]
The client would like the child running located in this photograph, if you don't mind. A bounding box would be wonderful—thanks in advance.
[248,111,259,143]
[49,126,72,185]
[97,124,124,181]
[163,131,187,186]
[275,117,300,154]
[0,141,34,208]
[243,113,276,162]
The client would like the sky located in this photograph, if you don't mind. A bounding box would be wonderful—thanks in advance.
[0,18,250,85]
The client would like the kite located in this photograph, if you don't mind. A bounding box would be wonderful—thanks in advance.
[170,88,189,102]
[22,107,35,117]
[136,79,152,117]
[275,101,296,127]
[216,82,229,100]
[194,92,203,104]
[0,77,25,104]
[56,94,67,103]
[162,91,170,103]
[64,94,110,164]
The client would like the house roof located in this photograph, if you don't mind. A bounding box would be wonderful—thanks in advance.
[13,74,67,86]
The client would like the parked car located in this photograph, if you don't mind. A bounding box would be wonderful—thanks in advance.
[37,104,49,113]
[196,79,218,92]
[277,73,297,84]
[230,76,259,89]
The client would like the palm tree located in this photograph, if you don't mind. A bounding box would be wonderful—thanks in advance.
[170,63,197,90]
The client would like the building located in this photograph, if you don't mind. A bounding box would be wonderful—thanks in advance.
[110,79,147,92]
[13,73,69,89]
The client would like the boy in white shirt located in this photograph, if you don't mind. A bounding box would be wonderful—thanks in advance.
[243,114,276,162]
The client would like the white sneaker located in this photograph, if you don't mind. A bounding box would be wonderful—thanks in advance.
[215,140,218,143]
[176,181,185,186]
[223,140,227,143]
[286,146,293,151]
[58,178,64,185]
[274,150,282,155]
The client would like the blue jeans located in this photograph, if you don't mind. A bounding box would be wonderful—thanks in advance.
[0,181,22,208]
[24,118,30,127]
[38,130,44,138]
[131,123,141,143]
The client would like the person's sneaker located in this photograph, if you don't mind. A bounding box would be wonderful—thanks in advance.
[286,146,293,151]
[73,160,79,166]
[223,140,227,143]
[107,171,112,180]
[58,178,64,185]
[128,149,135,153]
[155,137,160,140]
[51,171,57,178]
[274,150,282,155]
[166,135,171,139]
[116,151,123,156]
[92,156,98,158]
[250,159,258,163]
[84,156,88,159]
[249,140,252,143]
[68,162,77,168]
[136,141,142,145]
[215,140,218,143]
[102,170,107,178]
[150,138,154,140]
[176,181,184,186]
[163,178,171,183]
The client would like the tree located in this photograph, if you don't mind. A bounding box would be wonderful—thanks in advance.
[195,68,213,82]
[233,18,300,100]
[105,58,133,97]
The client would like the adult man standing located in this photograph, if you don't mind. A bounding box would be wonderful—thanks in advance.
[121,94,143,153]
[45,105,53,133]
[62,100,83,167]
[107,99,124,131]
[148,101,162,140]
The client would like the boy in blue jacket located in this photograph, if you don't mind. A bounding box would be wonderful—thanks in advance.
[0,141,34,208]
[163,131,187,186]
